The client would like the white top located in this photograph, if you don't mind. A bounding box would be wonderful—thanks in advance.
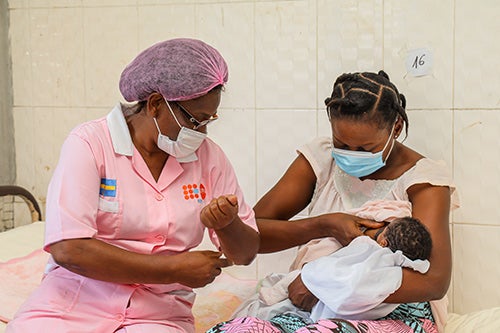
[299,137,459,215]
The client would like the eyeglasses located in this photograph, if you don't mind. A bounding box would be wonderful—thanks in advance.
[175,102,218,130]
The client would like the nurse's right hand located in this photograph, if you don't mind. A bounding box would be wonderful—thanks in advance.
[174,250,232,288]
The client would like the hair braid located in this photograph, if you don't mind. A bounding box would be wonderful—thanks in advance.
[325,70,409,138]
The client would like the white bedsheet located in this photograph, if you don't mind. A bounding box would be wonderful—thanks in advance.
[0,222,45,262]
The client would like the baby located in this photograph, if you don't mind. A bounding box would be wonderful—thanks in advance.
[302,216,432,322]
[232,201,432,322]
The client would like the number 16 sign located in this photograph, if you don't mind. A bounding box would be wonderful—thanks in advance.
[405,48,433,77]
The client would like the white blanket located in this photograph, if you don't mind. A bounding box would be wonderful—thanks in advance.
[302,235,429,321]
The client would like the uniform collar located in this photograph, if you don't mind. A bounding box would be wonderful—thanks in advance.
[106,103,134,156]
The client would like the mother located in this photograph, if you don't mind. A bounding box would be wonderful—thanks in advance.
[210,70,458,332]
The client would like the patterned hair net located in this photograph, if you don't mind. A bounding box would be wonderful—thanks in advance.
[119,38,228,102]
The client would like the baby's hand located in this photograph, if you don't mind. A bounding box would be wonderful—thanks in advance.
[200,195,239,230]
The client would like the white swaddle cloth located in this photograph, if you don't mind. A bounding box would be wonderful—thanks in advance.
[301,235,430,321]
[258,199,414,307]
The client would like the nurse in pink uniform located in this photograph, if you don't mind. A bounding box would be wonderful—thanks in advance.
[7,38,260,333]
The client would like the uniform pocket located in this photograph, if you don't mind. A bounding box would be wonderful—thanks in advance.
[98,197,119,213]
[28,268,84,313]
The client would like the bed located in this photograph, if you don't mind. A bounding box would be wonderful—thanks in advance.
[0,186,498,333]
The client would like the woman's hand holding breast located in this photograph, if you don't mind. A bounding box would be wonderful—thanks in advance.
[319,212,385,246]
[200,195,239,230]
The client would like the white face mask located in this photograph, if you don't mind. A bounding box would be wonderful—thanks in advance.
[153,101,207,163]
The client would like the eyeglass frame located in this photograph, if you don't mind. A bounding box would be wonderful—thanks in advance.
[174,102,218,130]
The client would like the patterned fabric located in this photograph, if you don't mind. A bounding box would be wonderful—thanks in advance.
[295,303,436,333]
[270,313,310,333]
[382,302,436,333]
[206,316,282,333]
[205,302,436,333]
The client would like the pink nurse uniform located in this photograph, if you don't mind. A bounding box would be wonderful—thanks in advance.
[7,104,257,333]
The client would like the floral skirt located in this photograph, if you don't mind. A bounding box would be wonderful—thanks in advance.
[206,302,437,333]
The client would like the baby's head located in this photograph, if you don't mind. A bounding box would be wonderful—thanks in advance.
[377,217,432,261]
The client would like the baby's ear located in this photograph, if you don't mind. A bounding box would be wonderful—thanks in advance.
[378,238,388,247]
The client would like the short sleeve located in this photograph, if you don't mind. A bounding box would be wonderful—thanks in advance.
[297,137,334,190]
[44,132,100,250]
[399,158,460,210]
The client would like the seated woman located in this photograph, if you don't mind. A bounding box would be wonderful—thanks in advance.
[7,38,260,333]
[208,70,458,333]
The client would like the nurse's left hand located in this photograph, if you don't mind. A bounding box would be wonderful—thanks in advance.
[200,195,239,230]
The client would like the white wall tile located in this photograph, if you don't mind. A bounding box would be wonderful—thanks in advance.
[317,109,331,138]
[453,110,500,225]
[383,0,454,109]
[13,107,36,194]
[195,2,255,109]
[83,6,139,106]
[84,107,110,122]
[317,0,384,108]
[404,109,453,166]
[138,4,196,50]
[9,9,33,107]
[33,107,88,201]
[453,224,500,314]
[8,0,28,9]
[83,0,136,6]
[25,1,83,8]
[29,8,85,107]
[184,0,249,3]
[209,108,257,206]
[137,0,198,4]
[256,109,317,199]
[255,1,317,109]
[454,1,500,109]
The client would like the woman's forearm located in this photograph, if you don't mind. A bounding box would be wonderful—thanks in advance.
[50,238,176,284]
[215,217,260,265]
[257,216,326,253]
[50,238,233,288]
[257,213,385,253]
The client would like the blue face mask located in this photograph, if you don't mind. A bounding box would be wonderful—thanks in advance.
[331,124,396,178]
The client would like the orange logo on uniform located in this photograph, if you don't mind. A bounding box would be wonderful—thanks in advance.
[182,183,206,203]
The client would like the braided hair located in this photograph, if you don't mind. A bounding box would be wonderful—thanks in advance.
[324,70,409,138]
[384,217,432,261]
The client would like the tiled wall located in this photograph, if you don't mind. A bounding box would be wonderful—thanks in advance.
[7,0,500,315]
